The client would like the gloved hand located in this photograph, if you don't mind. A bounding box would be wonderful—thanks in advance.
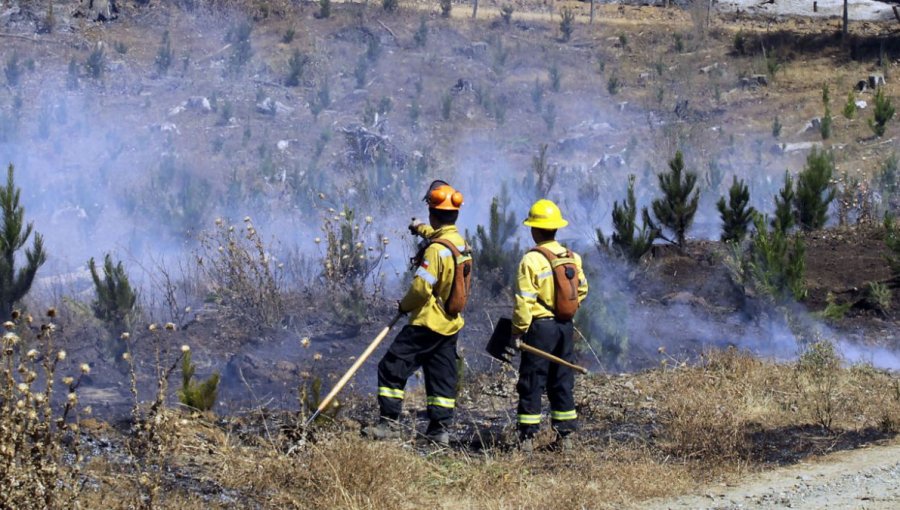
[408,217,425,236]
[506,334,522,359]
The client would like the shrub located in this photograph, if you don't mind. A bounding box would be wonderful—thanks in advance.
[867,281,892,313]
[282,28,296,44]
[155,31,175,75]
[0,164,46,319]
[649,151,700,248]
[227,21,253,76]
[414,18,428,48]
[820,107,832,140]
[179,350,220,412]
[318,0,331,19]
[673,33,684,53]
[559,7,575,42]
[842,91,856,119]
[794,148,836,231]
[886,214,900,279]
[85,46,105,80]
[500,4,514,24]
[383,0,398,12]
[549,64,561,92]
[597,174,656,262]
[523,144,557,200]
[607,73,620,95]
[472,189,520,296]
[4,52,21,87]
[440,0,451,18]
[717,176,755,243]
[796,340,842,430]
[196,218,284,331]
[772,170,796,233]
[821,292,852,321]
[89,253,138,336]
[366,34,382,62]
[286,49,310,87]
[743,214,806,302]
[772,115,782,138]
[821,83,830,106]
[733,29,746,55]
[869,86,895,137]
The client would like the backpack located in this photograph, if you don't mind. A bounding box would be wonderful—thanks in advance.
[530,246,580,321]
[431,238,473,316]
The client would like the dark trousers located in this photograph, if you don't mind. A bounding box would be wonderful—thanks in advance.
[516,318,577,438]
[377,325,458,433]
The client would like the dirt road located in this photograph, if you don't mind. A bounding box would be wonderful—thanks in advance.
[645,444,900,510]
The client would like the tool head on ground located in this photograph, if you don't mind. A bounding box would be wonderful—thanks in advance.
[486,317,515,363]
[424,179,464,211]
[523,199,568,230]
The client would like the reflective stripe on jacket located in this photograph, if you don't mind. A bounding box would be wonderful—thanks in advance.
[512,240,588,335]
[399,225,469,336]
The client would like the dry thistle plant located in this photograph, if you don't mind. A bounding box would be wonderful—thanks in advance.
[0,309,87,509]
[196,217,284,332]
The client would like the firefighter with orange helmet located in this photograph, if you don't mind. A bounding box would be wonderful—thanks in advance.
[363,180,473,445]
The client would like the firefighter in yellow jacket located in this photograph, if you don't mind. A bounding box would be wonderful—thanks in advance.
[364,180,472,445]
[511,199,588,452]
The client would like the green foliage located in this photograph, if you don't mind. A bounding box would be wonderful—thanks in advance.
[769,173,794,235]
[886,215,900,279]
[4,53,21,87]
[673,33,685,53]
[227,21,253,76]
[772,116,782,138]
[354,55,368,89]
[85,46,105,80]
[765,51,781,80]
[843,91,857,119]
[796,340,842,430]
[500,4,514,25]
[717,176,756,243]
[413,18,428,48]
[286,49,310,87]
[607,73,620,95]
[741,214,806,302]
[618,34,628,49]
[113,41,128,54]
[733,29,746,55]
[549,64,561,92]
[559,8,575,42]
[155,31,175,75]
[281,28,296,44]
[820,107,832,140]
[66,59,79,90]
[472,189,520,296]
[866,281,891,313]
[821,83,830,106]
[650,151,700,248]
[89,253,137,333]
[179,350,220,412]
[597,175,656,263]
[318,0,331,19]
[821,292,852,321]
[0,164,46,319]
[440,0,452,18]
[439,93,453,121]
[869,86,895,137]
[794,148,836,231]
[542,102,556,132]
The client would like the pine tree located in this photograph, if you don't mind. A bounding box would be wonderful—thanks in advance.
[650,150,699,248]
[472,187,520,295]
[179,350,220,412]
[717,176,755,243]
[746,214,806,302]
[869,86,895,138]
[89,253,137,332]
[886,215,900,280]
[0,164,46,319]
[772,170,796,233]
[598,175,656,262]
[794,148,836,231]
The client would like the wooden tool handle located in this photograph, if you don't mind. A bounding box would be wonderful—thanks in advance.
[516,340,589,375]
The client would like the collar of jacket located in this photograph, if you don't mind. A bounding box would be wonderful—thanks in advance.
[535,239,564,252]
[427,225,459,239]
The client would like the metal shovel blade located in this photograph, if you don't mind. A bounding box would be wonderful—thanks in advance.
[486,317,514,364]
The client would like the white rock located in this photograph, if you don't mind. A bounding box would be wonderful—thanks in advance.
[855,100,867,109]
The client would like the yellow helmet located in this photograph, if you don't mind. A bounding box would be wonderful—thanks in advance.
[523,199,568,229]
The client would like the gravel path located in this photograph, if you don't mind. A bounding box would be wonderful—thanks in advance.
[645,444,900,510]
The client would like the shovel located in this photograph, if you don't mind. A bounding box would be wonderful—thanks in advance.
[486,317,588,375]
[304,312,404,427]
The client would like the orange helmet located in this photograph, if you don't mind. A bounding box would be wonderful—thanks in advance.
[423,180,464,211]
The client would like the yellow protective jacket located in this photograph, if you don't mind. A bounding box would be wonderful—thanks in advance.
[399,225,470,336]
[512,240,589,335]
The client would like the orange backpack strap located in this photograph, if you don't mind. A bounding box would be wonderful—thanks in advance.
[528,245,580,321]
[430,238,473,316]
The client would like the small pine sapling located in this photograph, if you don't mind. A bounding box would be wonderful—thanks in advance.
[598,175,656,262]
[179,349,220,412]
[649,150,700,248]
[559,8,575,42]
[772,170,796,233]
[870,86,895,137]
[89,253,137,332]
[717,176,756,243]
[843,91,856,119]
[794,148,836,231]
[0,164,46,318]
